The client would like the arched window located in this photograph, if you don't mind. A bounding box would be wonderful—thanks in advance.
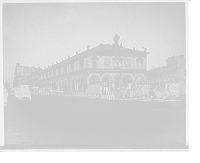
[56,69,59,76]
[61,67,65,75]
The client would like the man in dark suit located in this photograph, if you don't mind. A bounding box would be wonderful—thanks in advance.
[111,89,115,100]
[108,88,111,100]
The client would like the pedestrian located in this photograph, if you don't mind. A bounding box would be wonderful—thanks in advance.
[111,89,115,100]
[108,88,111,100]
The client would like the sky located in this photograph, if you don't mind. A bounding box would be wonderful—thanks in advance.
[3,2,186,84]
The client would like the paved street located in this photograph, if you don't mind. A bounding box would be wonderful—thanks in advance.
[4,96,187,149]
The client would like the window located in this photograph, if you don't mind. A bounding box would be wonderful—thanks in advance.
[138,62,142,70]
[114,61,122,70]
[53,68,56,76]
[79,58,84,70]
[71,62,74,72]
[58,67,61,75]
[93,61,97,68]
[80,62,84,70]
[64,64,67,74]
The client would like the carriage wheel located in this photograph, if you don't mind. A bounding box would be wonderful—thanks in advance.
[125,92,129,97]
[138,90,143,99]
[164,89,171,100]
[161,90,167,100]
[90,94,94,99]
[116,92,121,97]
[150,92,155,100]
[177,89,183,101]
[84,93,87,99]
[154,91,158,100]
[18,93,22,100]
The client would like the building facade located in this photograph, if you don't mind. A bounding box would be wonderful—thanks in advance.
[38,34,149,94]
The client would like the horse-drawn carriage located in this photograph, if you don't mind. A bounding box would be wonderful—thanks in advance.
[115,85,129,97]
[129,84,152,98]
[129,82,183,101]
[115,84,153,99]
[153,82,183,101]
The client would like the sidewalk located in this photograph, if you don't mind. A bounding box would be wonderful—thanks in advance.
[56,92,108,99]
[55,92,186,107]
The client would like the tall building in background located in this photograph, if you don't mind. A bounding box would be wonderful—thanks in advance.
[13,63,23,87]
[147,55,185,84]
[13,63,42,87]
[166,55,185,72]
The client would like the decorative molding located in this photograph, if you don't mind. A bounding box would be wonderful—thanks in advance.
[104,58,110,66]
[136,57,143,63]
[91,54,98,61]
[112,56,123,61]
[125,59,131,67]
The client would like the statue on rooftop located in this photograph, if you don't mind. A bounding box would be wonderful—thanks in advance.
[113,33,120,45]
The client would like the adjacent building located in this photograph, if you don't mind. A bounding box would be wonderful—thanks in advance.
[13,63,42,87]
[147,55,185,85]
[147,66,167,83]
[166,55,185,72]
[18,34,150,96]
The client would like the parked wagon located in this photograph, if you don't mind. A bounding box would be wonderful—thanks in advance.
[115,85,129,97]
[14,85,31,100]
[85,85,102,98]
[139,85,151,98]
[129,84,152,99]
[130,88,143,98]
[165,82,183,101]
[31,87,39,95]
[38,87,50,95]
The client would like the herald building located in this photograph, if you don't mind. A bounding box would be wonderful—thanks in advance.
[24,34,150,96]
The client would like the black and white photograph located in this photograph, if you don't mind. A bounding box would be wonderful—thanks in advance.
[2,1,188,150]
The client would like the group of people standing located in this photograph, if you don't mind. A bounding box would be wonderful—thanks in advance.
[108,88,115,100]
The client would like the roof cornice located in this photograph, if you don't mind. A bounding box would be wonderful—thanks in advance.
[88,50,149,55]
[38,50,87,73]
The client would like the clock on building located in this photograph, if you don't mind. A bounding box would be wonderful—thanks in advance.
[104,58,111,66]
[125,59,131,66]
